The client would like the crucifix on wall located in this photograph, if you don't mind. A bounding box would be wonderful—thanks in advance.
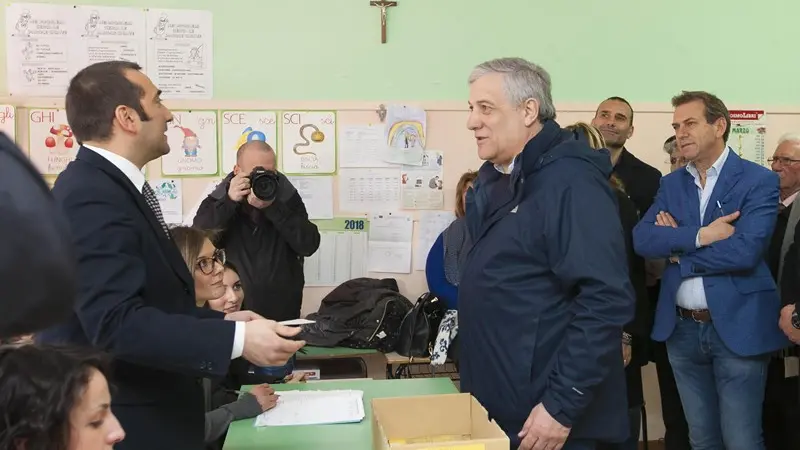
[369,0,397,44]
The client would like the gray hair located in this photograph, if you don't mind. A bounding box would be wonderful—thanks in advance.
[468,57,556,121]
[778,132,800,147]
[663,135,677,155]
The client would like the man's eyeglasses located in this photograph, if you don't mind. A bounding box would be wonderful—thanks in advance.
[768,157,800,166]
[196,249,226,275]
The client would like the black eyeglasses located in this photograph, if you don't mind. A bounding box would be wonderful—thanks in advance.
[768,157,800,166]
[196,249,225,275]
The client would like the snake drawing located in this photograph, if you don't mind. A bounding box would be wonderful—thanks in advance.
[292,124,324,158]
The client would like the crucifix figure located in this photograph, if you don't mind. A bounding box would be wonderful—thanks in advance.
[369,1,397,44]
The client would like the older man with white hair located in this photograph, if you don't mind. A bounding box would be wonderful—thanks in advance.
[457,57,635,450]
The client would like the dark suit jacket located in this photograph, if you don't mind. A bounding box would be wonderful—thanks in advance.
[0,132,76,338]
[37,147,237,450]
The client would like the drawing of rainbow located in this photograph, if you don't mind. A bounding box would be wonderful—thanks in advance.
[387,120,425,148]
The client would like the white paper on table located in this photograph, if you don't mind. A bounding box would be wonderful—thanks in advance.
[338,124,392,168]
[368,212,413,274]
[413,211,455,271]
[338,168,401,213]
[253,390,365,427]
[287,176,334,219]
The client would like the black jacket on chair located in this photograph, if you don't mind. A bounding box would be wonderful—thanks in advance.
[37,147,237,450]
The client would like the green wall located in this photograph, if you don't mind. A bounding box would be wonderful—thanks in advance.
[2,0,794,104]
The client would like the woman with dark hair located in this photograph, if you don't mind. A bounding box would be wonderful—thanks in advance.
[206,262,245,314]
[425,170,478,310]
[0,344,125,449]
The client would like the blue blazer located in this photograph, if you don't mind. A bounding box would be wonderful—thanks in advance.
[425,232,458,310]
[632,151,789,356]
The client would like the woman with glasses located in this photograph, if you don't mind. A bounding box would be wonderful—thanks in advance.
[169,226,278,450]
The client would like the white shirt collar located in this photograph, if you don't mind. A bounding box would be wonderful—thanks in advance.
[493,153,521,174]
[685,146,730,180]
[82,144,146,193]
[783,190,800,207]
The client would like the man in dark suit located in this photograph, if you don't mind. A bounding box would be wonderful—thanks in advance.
[633,91,787,450]
[37,61,306,450]
[0,132,76,339]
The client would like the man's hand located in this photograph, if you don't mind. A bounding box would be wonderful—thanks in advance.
[698,211,740,246]
[250,384,279,411]
[225,310,264,322]
[247,191,273,209]
[228,172,251,202]
[518,403,570,450]
[655,211,678,228]
[242,319,306,367]
[622,342,632,367]
[780,305,800,344]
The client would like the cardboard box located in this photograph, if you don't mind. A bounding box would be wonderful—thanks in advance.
[371,393,509,450]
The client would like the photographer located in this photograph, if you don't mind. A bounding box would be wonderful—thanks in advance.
[194,141,320,322]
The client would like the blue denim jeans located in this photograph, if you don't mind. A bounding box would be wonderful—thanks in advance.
[666,318,769,450]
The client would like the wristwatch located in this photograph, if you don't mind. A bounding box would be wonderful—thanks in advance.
[792,310,800,330]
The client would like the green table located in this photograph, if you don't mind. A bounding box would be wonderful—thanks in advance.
[223,378,458,450]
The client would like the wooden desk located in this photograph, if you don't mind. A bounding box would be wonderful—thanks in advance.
[296,346,388,380]
[222,378,458,450]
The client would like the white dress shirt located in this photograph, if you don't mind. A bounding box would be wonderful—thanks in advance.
[675,146,731,310]
[83,145,245,359]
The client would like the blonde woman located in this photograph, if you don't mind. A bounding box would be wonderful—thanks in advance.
[565,122,651,450]
[169,226,278,448]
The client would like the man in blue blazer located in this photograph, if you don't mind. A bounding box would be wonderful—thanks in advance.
[37,61,305,450]
[633,91,788,450]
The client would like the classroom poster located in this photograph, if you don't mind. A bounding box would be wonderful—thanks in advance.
[0,105,17,142]
[148,178,183,224]
[160,110,218,176]
[727,110,767,167]
[220,110,278,173]
[27,108,75,175]
[280,111,337,175]
[6,3,75,97]
[401,150,444,209]
[145,8,213,99]
[73,6,147,72]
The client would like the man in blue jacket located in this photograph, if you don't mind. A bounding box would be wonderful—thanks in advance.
[458,57,635,450]
[633,91,787,450]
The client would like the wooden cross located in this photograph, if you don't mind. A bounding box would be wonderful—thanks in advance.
[369,0,397,44]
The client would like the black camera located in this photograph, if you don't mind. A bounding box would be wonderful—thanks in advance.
[249,166,280,202]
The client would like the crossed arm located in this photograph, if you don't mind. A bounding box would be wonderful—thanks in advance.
[632,175,779,276]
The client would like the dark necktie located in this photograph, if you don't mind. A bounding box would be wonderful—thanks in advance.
[142,182,171,239]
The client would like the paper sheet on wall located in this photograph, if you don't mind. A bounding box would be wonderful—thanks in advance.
[413,211,455,271]
[338,124,392,168]
[368,212,413,274]
[182,178,222,225]
[0,105,17,142]
[145,8,213,99]
[27,108,74,176]
[287,176,334,220]
[6,3,76,97]
[149,178,183,224]
[402,150,444,209]
[383,104,426,166]
[220,110,278,173]
[254,389,364,427]
[727,110,767,167]
[338,168,401,213]
[304,218,369,286]
[73,6,147,73]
